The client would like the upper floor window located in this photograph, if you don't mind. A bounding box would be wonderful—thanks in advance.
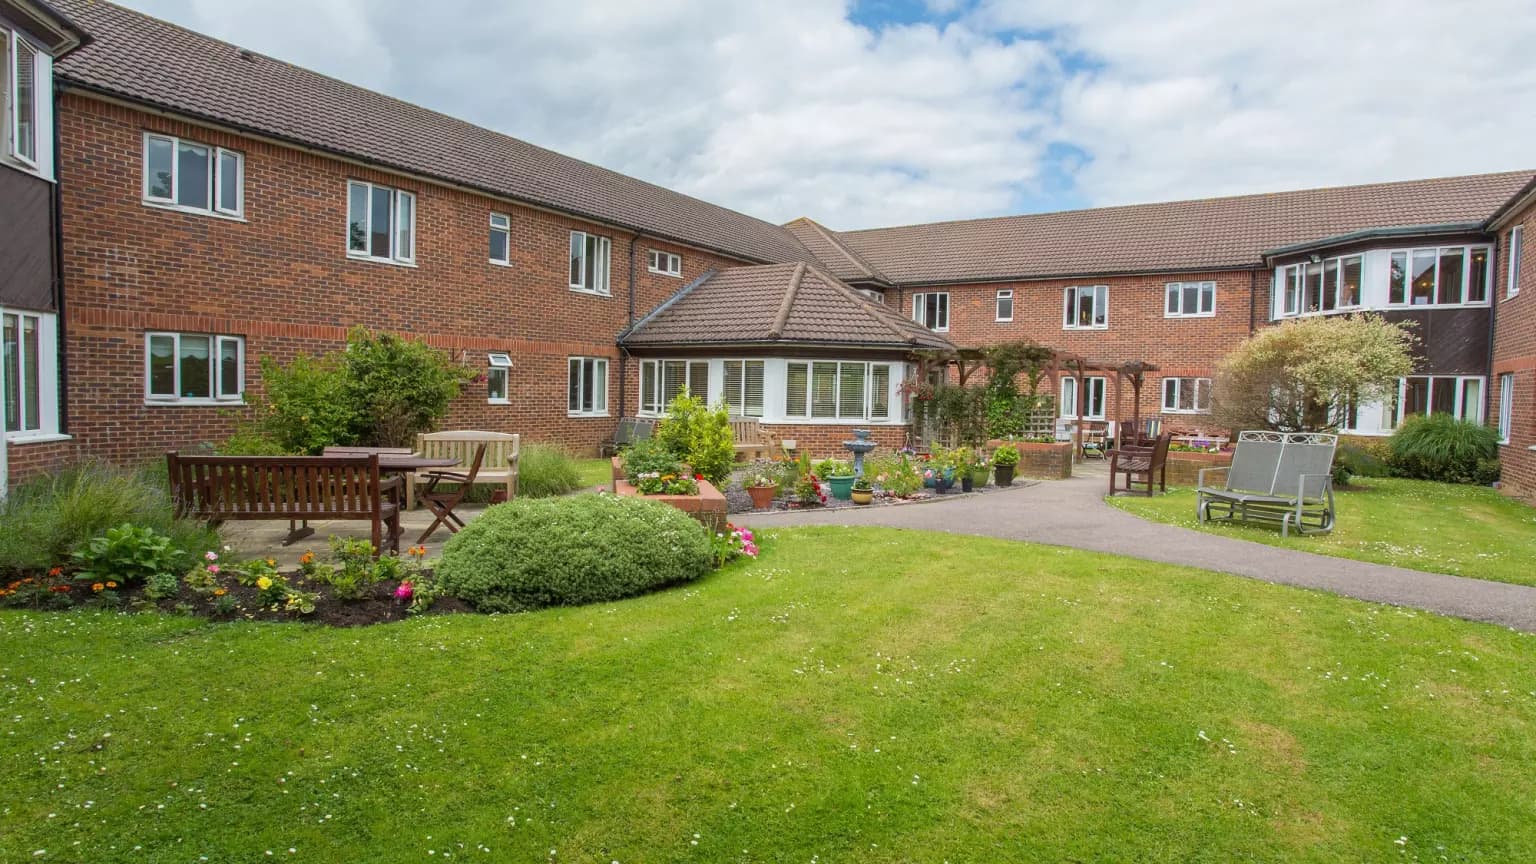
[570,231,611,294]
[1510,226,1524,298]
[3,309,58,437]
[1063,285,1108,329]
[1161,377,1212,413]
[648,249,682,277]
[995,289,1014,322]
[1388,246,1490,307]
[489,213,511,265]
[639,359,709,415]
[567,356,608,416]
[143,133,243,217]
[486,353,511,403]
[4,29,37,166]
[1165,281,1215,317]
[911,292,949,331]
[347,181,414,264]
[1279,255,1363,316]
[145,332,244,404]
[785,361,892,421]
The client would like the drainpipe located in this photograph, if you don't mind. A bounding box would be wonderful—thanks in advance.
[1248,267,1259,334]
[1486,233,1501,424]
[620,231,641,417]
[51,84,69,437]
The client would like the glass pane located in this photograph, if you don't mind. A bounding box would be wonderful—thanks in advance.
[593,361,606,413]
[147,137,174,199]
[217,151,240,212]
[218,338,240,398]
[1183,283,1199,314]
[1179,379,1196,411]
[1166,285,1180,315]
[1077,290,1094,327]
[489,228,508,262]
[179,335,211,398]
[487,368,507,401]
[723,361,743,413]
[14,39,35,161]
[688,361,709,404]
[1429,377,1455,416]
[1093,287,1107,326]
[1163,378,1177,410]
[744,361,765,417]
[395,193,413,260]
[936,293,948,328]
[1389,253,1407,304]
[1195,379,1211,412]
[348,184,369,252]
[1410,251,1436,305]
[661,360,686,406]
[2,315,16,431]
[1401,377,1428,420]
[1087,378,1105,418]
[1467,248,1489,302]
[1437,249,1464,304]
[997,293,1012,320]
[786,363,808,416]
[1201,283,1215,313]
[640,362,657,413]
[567,359,581,411]
[1303,263,1322,312]
[369,186,392,258]
[176,143,210,209]
[1460,378,1482,423]
[1283,267,1298,315]
[1322,261,1339,311]
[838,362,865,418]
[148,334,176,397]
[810,362,837,418]
[869,364,889,419]
[1060,377,1077,417]
[1339,257,1362,307]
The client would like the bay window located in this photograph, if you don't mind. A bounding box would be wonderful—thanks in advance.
[1161,377,1211,413]
[347,181,414,263]
[722,360,764,417]
[638,359,709,414]
[911,292,948,331]
[143,133,243,216]
[3,310,58,437]
[1059,375,1106,420]
[567,357,608,416]
[1165,281,1215,317]
[1389,245,1491,306]
[570,231,611,294]
[145,332,244,403]
[1063,285,1108,329]
[784,360,896,421]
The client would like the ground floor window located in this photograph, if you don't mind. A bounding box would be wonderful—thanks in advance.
[785,361,893,421]
[145,332,244,403]
[3,310,58,437]
[1059,375,1106,420]
[722,360,764,417]
[1497,372,1513,443]
[639,359,709,415]
[486,353,510,403]
[1161,377,1211,413]
[567,357,608,416]
[1394,375,1484,427]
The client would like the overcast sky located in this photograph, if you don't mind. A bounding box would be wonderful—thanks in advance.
[120,0,1536,230]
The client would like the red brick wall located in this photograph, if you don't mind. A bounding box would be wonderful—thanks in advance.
[760,423,908,461]
[54,94,754,467]
[5,439,81,486]
[1492,196,1536,501]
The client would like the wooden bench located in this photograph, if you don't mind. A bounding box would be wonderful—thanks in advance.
[408,431,519,509]
[166,452,402,554]
[1107,431,1172,496]
[601,418,656,456]
[731,417,773,461]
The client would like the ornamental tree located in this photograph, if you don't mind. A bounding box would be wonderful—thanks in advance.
[1211,314,1416,433]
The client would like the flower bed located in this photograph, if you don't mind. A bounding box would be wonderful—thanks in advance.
[611,457,728,531]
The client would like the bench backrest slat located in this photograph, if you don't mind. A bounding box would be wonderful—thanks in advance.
[416,431,520,474]
[730,417,762,446]
[167,452,385,519]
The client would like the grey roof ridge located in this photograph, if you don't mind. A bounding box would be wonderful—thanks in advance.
[785,217,891,284]
[800,261,951,348]
[768,263,808,340]
[617,268,719,342]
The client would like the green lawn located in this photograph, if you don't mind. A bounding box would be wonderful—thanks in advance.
[5,527,1536,862]
[1106,477,1536,586]
[575,456,613,490]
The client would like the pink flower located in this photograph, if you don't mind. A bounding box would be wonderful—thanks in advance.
[207,564,220,574]
[204,550,218,562]
[395,581,414,600]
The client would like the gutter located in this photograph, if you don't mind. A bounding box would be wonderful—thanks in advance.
[1260,222,1487,264]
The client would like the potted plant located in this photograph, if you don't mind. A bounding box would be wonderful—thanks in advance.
[957,447,976,493]
[925,447,956,493]
[823,459,856,501]
[745,473,779,510]
[993,444,1019,486]
[969,452,990,490]
[850,476,874,505]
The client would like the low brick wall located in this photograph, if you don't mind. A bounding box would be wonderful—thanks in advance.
[610,457,727,531]
[762,424,908,461]
[1164,450,1232,487]
[987,440,1072,480]
[5,438,82,488]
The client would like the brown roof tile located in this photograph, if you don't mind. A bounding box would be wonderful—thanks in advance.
[621,264,953,350]
[50,0,813,266]
[783,217,890,285]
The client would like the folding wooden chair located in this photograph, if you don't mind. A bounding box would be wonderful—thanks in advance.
[416,442,487,544]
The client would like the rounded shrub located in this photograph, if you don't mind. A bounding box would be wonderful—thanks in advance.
[435,494,713,612]
[1387,414,1500,485]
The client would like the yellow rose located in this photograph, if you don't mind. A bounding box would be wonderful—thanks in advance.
[256,576,273,590]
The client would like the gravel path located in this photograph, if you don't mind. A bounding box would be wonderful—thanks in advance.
[737,464,1536,633]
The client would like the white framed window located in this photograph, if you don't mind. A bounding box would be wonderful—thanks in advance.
[911,292,949,331]
[142,133,243,217]
[1393,375,1485,427]
[1165,281,1216,317]
[648,249,682,277]
[857,288,885,304]
[1063,285,1108,329]
[1388,246,1492,307]
[144,332,244,404]
[1277,255,1364,317]
[995,289,1014,322]
[1058,375,1106,420]
[1161,377,1212,413]
[346,181,414,263]
[784,361,893,421]
[722,360,765,417]
[570,231,611,294]
[2,309,59,438]
[1510,226,1524,298]
[489,213,511,265]
[1497,372,1514,444]
[567,357,608,416]
[5,29,38,166]
[638,359,709,415]
[486,353,511,403]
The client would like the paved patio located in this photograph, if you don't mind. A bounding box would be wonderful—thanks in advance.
[221,505,488,567]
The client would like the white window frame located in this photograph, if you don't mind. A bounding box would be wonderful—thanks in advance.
[143,332,245,405]
[567,356,609,417]
[1497,372,1514,444]
[6,29,38,168]
[995,289,1014,322]
[720,359,765,418]
[1063,285,1108,330]
[1164,281,1216,318]
[486,353,511,404]
[783,360,896,422]
[1509,225,1524,298]
[647,249,682,277]
[638,359,710,416]
[488,213,511,266]
[1058,375,1106,420]
[141,133,244,218]
[911,292,949,331]
[2,308,60,440]
[346,180,415,265]
[1160,377,1212,414]
[569,231,612,295]
[1387,245,1493,308]
[1393,375,1486,427]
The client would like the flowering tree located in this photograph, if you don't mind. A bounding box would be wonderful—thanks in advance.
[1212,314,1416,433]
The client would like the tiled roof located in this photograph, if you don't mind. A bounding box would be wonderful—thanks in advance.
[621,263,953,350]
[49,0,813,266]
[783,217,891,285]
[832,171,1536,285]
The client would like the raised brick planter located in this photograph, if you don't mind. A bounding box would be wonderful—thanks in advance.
[1164,450,1232,487]
[988,440,1072,480]
[610,457,727,531]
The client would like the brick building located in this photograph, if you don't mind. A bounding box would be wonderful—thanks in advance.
[2,0,1534,505]
[1488,180,1536,499]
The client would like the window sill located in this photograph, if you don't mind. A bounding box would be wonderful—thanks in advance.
[142,199,247,222]
[1161,409,1213,415]
[1384,301,1491,311]
[487,398,510,405]
[995,318,1014,323]
[772,417,904,426]
[5,431,71,445]
[647,269,682,278]
[567,412,610,419]
[569,287,612,297]
[1,156,48,181]
[1062,326,1109,331]
[1165,313,1217,319]
[489,259,512,268]
[144,398,246,407]
[347,254,418,268]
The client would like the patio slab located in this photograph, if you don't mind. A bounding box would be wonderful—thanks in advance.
[219,505,488,566]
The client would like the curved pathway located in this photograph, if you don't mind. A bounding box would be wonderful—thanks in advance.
[737,468,1536,632]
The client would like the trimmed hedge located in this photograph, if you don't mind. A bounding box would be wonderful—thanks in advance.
[436,494,713,612]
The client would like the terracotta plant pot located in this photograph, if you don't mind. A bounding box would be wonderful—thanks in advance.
[850,489,873,505]
[995,464,1015,486]
[746,484,778,510]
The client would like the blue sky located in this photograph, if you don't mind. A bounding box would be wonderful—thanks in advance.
[121,0,1536,229]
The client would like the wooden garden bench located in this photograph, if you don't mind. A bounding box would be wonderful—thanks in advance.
[1107,431,1172,496]
[731,417,772,461]
[165,452,402,554]
[408,431,519,509]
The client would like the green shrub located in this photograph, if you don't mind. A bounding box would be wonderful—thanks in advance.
[257,352,358,455]
[436,495,712,612]
[1388,414,1501,485]
[621,437,685,482]
[0,463,217,574]
[992,444,1020,467]
[518,444,583,498]
[812,458,852,479]
[72,523,185,587]
[216,428,292,456]
[1332,439,1392,485]
[655,395,734,486]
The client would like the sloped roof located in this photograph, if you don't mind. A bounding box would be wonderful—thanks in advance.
[49,0,812,266]
[621,263,953,350]
[783,217,891,285]
[832,171,1535,285]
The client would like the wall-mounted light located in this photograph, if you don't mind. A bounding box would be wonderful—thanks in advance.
[1308,253,1322,264]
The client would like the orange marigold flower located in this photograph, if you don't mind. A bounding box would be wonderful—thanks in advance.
[213,588,227,597]
[48,567,62,577]
[299,551,315,565]
[92,583,105,592]
[105,581,118,589]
